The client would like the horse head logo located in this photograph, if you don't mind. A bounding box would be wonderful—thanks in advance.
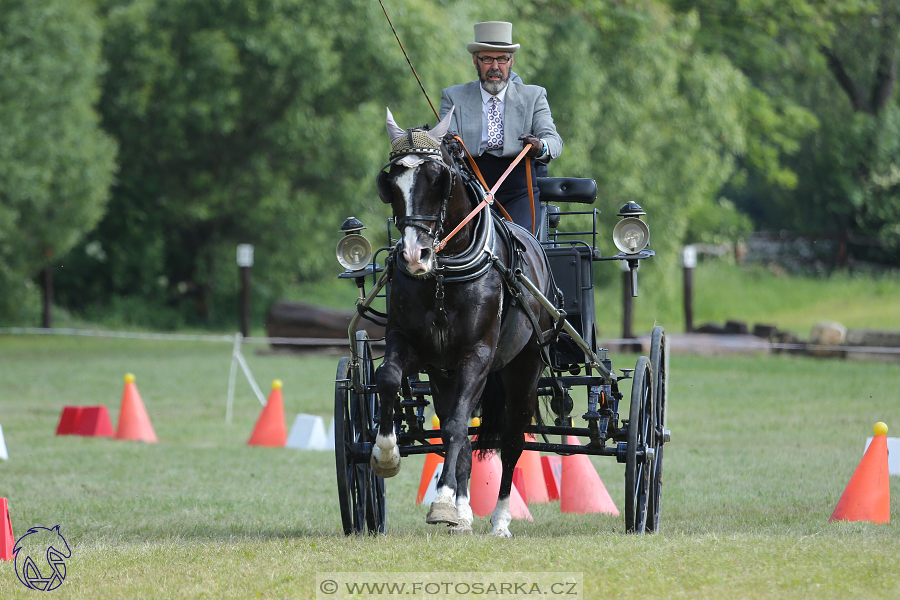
[13,525,71,591]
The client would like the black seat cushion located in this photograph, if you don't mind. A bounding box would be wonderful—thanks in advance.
[537,177,598,204]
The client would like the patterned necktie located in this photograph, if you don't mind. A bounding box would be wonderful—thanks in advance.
[486,96,502,151]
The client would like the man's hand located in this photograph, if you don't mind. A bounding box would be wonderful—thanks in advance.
[519,134,543,158]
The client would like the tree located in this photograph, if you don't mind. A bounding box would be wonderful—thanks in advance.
[505,1,758,318]
[54,0,473,327]
[668,0,900,267]
[0,0,117,324]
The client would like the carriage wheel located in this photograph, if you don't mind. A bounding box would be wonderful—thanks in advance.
[334,332,386,535]
[646,326,668,532]
[624,356,654,533]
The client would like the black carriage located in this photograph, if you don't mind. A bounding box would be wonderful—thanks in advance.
[333,176,669,535]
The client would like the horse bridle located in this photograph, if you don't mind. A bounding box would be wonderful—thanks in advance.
[378,144,457,242]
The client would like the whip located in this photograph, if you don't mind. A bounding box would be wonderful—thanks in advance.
[377,0,440,121]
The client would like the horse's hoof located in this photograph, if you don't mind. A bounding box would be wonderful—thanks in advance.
[370,452,400,478]
[448,525,473,536]
[370,460,401,478]
[488,527,512,538]
[426,501,459,526]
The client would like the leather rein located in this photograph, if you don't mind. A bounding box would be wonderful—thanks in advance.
[434,141,532,252]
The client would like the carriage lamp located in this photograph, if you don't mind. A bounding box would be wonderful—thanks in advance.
[612,202,650,255]
[336,217,373,272]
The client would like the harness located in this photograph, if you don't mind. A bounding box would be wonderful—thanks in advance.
[378,131,563,353]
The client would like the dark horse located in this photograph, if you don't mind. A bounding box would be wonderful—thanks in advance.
[371,107,554,536]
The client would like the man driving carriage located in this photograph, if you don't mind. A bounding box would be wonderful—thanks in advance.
[439,21,563,234]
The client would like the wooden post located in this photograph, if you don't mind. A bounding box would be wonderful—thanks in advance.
[682,245,697,333]
[236,244,254,338]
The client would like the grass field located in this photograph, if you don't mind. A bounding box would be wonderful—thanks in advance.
[1,335,899,598]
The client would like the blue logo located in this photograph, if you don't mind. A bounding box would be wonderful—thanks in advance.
[12,525,70,591]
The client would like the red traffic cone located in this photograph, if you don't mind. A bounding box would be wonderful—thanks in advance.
[0,498,13,561]
[515,433,549,504]
[115,374,157,443]
[56,406,84,435]
[416,415,444,504]
[560,436,619,515]
[541,455,562,501]
[248,380,287,447]
[830,422,891,524]
[74,407,114,437]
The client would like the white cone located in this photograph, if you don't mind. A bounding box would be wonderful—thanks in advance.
[866,436,900,476]
[286,414,328,450]
[0,424,7,460]
[422,463,443,505]
[324,418,335,451]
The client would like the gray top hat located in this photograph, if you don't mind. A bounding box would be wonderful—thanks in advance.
[467,21,520,54]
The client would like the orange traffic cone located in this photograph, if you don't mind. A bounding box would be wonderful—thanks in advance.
[560,436,619,515]
[469,447,532,521]
[248,380,287,447]
[830,422,891,524]
[0,498,13,561]
[515,433,549,504]
[115,374,157,443]
[416,415,444,504]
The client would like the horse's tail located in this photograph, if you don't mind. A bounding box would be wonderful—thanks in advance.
[475,372,506,460]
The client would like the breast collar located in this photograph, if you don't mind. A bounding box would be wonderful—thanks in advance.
[391,164,503,283]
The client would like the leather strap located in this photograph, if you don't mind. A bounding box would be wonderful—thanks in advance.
[526,158,535,235]
[436,145,530,253]
[453,135,512,221]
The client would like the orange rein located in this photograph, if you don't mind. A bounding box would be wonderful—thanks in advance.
[434,144,531,253]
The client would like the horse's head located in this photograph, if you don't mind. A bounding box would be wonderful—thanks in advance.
[377,107,456,277]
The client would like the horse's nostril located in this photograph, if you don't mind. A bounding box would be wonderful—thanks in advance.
[420,248,431,261]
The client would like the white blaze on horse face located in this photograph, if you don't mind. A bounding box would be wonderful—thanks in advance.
[395,167,433,275]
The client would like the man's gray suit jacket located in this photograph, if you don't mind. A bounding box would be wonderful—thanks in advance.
[438,80,563,163]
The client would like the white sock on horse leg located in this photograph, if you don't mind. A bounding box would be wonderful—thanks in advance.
[371,432,400,475]
[433,485,457,506]
[456,495,473,527]
[490,497,512,537]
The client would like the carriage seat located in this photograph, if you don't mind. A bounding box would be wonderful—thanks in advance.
[536,177,598,204]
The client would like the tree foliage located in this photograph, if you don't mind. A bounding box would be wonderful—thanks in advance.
[14,0,892,326]
[671,0,900,266]
[54,0,473,327]
[0,0,117,320]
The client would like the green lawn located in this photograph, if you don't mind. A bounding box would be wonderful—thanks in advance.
[0,335,898,598]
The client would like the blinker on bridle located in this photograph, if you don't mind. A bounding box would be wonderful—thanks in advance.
[380,127,455,241]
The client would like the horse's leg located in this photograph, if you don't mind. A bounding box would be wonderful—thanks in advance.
[426,355,491,528]
[489,347,542,538]
[448,436,474,535]
[371,330,416,478]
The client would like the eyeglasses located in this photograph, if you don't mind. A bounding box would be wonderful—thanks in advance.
[476,55,511,65]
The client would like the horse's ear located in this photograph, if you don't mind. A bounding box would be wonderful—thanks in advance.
[428,105,455,144]
[386,107,405,142]
[376,170,393,204]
